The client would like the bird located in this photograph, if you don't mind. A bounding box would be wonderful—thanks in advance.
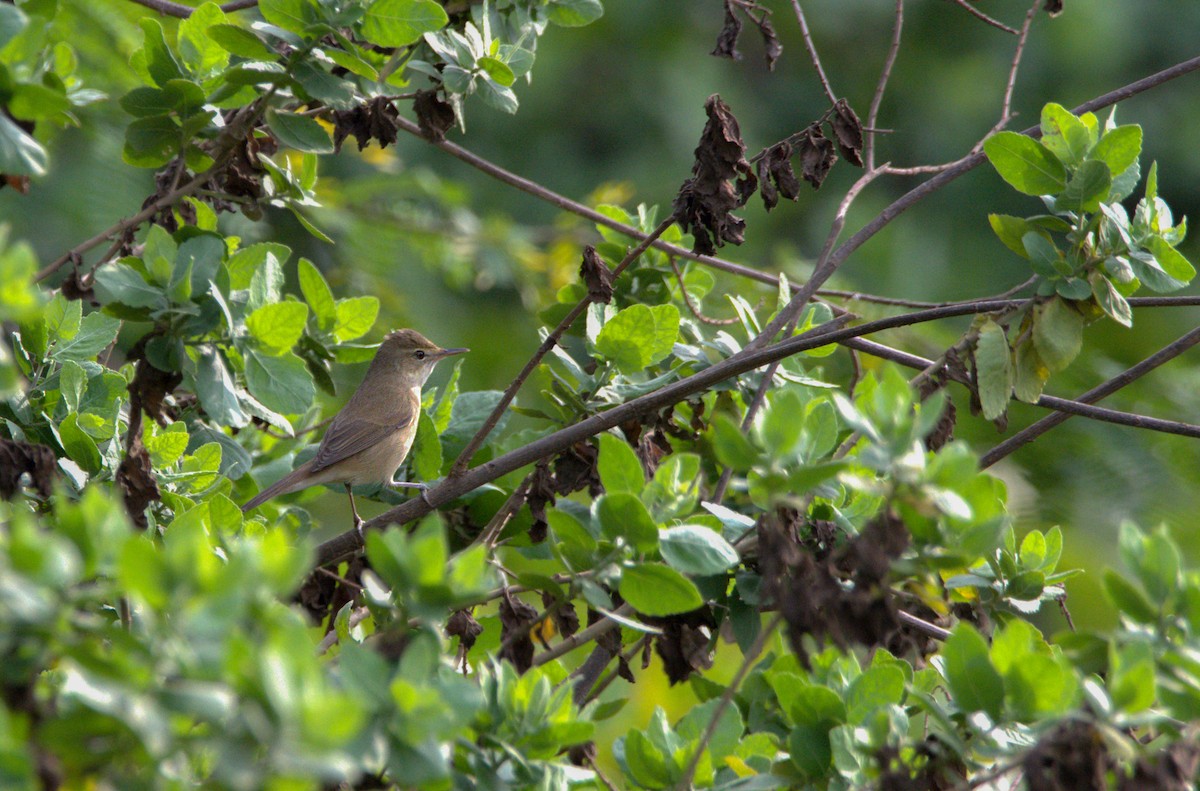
[241,329,467,528]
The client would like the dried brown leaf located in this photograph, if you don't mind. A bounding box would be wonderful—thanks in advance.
[579,245,614,304]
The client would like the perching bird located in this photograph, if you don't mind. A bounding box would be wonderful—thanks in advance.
[241,329,467,527]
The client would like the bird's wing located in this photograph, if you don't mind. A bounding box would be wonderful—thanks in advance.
[310,411,414,473]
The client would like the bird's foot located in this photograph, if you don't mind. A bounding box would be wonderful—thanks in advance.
[390,479,433,508]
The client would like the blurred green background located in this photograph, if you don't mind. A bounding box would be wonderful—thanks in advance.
[7,0,1200,739]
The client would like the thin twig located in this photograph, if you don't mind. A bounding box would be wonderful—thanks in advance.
[448,218,674,475]
[670,257,739,325]
[998,0,1042,127]
[867,0,904,171]
[942,0,1019,35]
[789,0,838,104]
[897,609,952,641]
[674,613,782,790]
[124,0,258,19]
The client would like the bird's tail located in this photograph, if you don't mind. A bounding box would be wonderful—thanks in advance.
[241,461,315,513]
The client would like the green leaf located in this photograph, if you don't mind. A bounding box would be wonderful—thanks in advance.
[658,525,739,575]
[123,114,182,168]
[477,56,515,87]
[178,2,230,76]
[619,563,703,616]
[1147,236,1196,285]
[51,312,121,362]
[258,0,319,35]
[266,109,333,154]
[0,4,28,50]
[1012,337,1048,403]
[758,389,805,458]
[845,664,906,724]
[787,685,845,777]
[138,18,184,87]
[333,296,379,342]
[623,730,673,788]
[299,258,336,331]
[983,132,1067,196]
[247,250,285,310]
[1091,124,1142,176]
[974,319,1011,421]
[547,0,604,26]
[941,623,1004,720]
[60,413,102,474]
[194,347,249,428]
[988,214,1035,258]
[146,422,190,467]
[1005,653,1078,721]
[410,408,442,482]
[207,23,275,60]
[1040,103,1093,166]
[711,413,759,470]
[8,83,71,122]
[244,350,316,414]
[93,263,167,310]
[361,0,449,47]
[246,301,309,355]
[0,114,48,177]
[1102,569,1157,624]
[58,359,87,413]
[1022,231,1062,278]
[1057,159,1111,213]
[1032,298,1083,374]
[1134,528,1181,605]
[594,492,658,552]
[1091,273,1132,328]
[597,432,644,493]
[120,80,207,119]
[595,303,680,374]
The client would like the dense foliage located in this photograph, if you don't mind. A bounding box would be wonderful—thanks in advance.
[3,1,1200,789]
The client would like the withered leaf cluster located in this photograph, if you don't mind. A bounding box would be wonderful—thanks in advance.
[756,99,864,211]
[526,441,603,543]
[413,89,456,143]
[498,592,540,673]
[117,337,183,528]
[756,141,801,211]
[297,556,365,625]
[579,245,613,304]
[543,589,580,641]
[758,510,910,668]
[673,94,757,255]
[0,438,56,500]
[116,437,158,531]
[710,0,782,72]
[1043,0,1064,16]
[332,95,400,153]
[645,607,717,684]
[446,608,484,652]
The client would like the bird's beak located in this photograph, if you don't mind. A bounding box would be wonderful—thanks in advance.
[435,346,469,359]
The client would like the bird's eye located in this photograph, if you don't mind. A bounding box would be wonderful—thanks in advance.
[414,350,426,360]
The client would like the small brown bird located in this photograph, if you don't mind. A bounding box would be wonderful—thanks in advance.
[241,329,467,526]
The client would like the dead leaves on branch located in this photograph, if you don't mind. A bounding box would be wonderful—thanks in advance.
[711,0,782,72]
[673,94,757,256]
[674,94,865,253]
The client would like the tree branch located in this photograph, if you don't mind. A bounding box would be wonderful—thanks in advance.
[315,300,1050,566]
[124,0,258,18]
[789,0,838,104]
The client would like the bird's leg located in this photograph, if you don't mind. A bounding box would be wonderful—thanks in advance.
[389,478,433,508]
[345,483,365,538]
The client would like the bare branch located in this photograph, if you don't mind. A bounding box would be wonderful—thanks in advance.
[867,0,904,171]
[124,0,258,18]
[998,0,1043,128]
[942,0,1019,35]
[789,0,838,104]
